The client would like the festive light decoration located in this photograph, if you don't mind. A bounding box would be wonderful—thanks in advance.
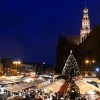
[62,50,80,79]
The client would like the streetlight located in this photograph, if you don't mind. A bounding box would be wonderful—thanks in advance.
[95,68,99,72]
[85,59,95,73]
[43,62,45,64]
[92,60,95,63]
[13,61,21,72]
[85,60,89,64]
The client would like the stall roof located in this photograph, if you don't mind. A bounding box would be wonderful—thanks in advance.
[4,79,44,93]
[75,80,100,94]
[39,79,65,93]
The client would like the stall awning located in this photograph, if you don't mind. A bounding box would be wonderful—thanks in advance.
[4,79,44,93]
[75,80,100,94]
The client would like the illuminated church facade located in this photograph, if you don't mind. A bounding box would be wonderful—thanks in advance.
[80,7,90,43]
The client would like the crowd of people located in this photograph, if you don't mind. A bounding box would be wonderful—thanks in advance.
[0,89,80,100]
[0,89,99,100]
[0,76,100,100]
[0,79,92,100]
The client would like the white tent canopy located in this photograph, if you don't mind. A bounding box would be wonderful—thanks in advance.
[5,79,44,93]
[95,80,100,83]
[40,79,65,93]
[75,80,100,94]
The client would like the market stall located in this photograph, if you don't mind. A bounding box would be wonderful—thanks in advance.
[40,79,65,93]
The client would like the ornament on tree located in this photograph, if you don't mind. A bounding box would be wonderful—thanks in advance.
[62,50,80,79]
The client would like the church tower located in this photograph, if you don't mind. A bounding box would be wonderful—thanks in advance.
[80,6,90,43]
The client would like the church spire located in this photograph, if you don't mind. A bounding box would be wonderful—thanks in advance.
[80,1,90,43]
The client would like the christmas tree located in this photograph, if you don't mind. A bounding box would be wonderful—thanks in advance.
[62,50,80,79]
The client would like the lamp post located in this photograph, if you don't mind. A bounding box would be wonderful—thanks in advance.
[13,61,21,72]
[85,59,95,75]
